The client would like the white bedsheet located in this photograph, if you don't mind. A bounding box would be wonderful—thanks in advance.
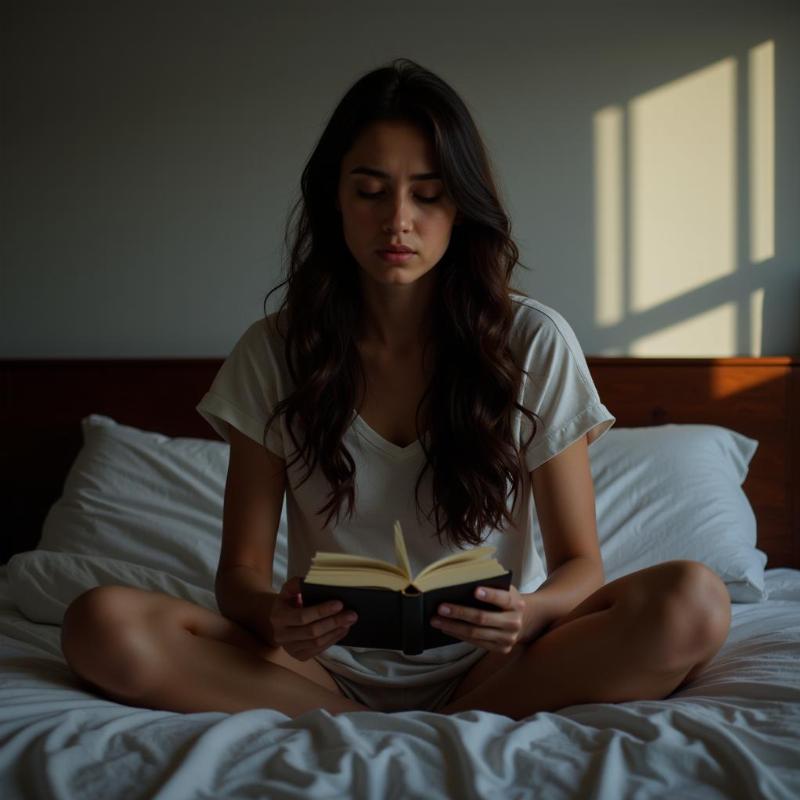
[1,568,798,800]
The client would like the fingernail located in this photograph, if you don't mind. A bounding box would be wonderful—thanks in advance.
[440,605,451,616]
[476,589,486,599]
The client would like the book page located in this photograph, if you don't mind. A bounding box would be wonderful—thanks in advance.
[309,553,402,570]
[304,520,508,593]
[305,553,408,586]
[413,560,508,592]
[304,567,410,591]
[413,546,497,582]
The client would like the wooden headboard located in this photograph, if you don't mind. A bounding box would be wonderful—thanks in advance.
[588,357,799,570]
[1,357,798,568]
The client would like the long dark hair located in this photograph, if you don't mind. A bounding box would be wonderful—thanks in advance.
[262,58,538,549]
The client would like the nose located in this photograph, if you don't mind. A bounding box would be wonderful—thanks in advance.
[381,194,412,234]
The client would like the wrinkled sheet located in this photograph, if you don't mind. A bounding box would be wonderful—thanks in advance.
[1,568,798,800]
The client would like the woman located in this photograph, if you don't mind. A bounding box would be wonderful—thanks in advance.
[61,59,731,719]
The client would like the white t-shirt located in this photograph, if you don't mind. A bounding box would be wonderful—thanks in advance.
[196,294,615,689]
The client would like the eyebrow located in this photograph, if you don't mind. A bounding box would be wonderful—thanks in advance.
[349,166,442,181]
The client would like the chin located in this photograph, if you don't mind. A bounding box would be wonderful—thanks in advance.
[373,271,416,286]
[388,265,434,282]
[360,262,420,284]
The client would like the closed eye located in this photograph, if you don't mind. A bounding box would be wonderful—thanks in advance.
[357,190,441,204]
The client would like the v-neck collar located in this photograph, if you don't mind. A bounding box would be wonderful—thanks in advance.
[351,410,425,460]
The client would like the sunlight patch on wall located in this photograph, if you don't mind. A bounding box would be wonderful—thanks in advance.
[630,301,737,356]
[629,57,737,315]
[750,286,764,356]
[593,105,625,327]
[749,40,774,264]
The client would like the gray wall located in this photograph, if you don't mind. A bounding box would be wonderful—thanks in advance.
[2,0,798,357]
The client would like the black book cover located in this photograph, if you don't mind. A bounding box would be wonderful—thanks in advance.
[300,571,512,655]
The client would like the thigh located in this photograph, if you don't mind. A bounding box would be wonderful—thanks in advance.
[449,561,726,703]
[179,595,346,696]
[448,643,527,704]
[67,585,347,697]
[448,564,668,703]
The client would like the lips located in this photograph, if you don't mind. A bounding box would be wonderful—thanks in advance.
[376,249,415,263]
[379,245,415,254]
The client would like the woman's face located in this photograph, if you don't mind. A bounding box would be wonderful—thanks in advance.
[336,120,459,287]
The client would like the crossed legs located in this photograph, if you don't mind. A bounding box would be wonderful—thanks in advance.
[61,560,730,720]
[61,586,369,716]
[438,560,732,718]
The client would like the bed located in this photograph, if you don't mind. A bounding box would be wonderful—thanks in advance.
[1,355,799,799]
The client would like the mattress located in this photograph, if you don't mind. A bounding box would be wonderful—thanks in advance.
[1,566,799,800]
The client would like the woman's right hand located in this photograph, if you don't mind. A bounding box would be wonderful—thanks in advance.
[268,576,358,661]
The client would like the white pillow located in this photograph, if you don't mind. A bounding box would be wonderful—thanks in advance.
[9,416,764,628]
[35,414,289,593]
[7,550,218,625]
[585,424,764,601]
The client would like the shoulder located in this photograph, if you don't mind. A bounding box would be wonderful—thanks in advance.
[221,312,291,390]
[508,292,585,364]
[232,311,286,356]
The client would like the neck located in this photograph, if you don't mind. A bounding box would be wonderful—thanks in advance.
[357,271,437,355]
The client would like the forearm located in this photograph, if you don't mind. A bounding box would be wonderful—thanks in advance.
[215,565,279,646]
[521,556,604,641]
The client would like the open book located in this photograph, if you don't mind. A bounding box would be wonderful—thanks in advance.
[299,521,512,654]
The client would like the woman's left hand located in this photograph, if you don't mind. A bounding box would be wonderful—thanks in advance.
[430,585,527,654]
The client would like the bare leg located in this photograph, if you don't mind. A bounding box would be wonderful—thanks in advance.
[61,585,368,717]
[439,561,731,719]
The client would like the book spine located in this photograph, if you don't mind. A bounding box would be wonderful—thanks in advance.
[401,590,425,655]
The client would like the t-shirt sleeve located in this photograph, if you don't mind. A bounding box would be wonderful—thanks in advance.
[517,305,615,473]
[195,319,286,458]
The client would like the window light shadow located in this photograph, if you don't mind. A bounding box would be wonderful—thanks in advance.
[593,40,775,356]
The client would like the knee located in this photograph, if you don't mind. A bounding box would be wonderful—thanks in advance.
[61,585,161,699]
[649,561,731,670]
